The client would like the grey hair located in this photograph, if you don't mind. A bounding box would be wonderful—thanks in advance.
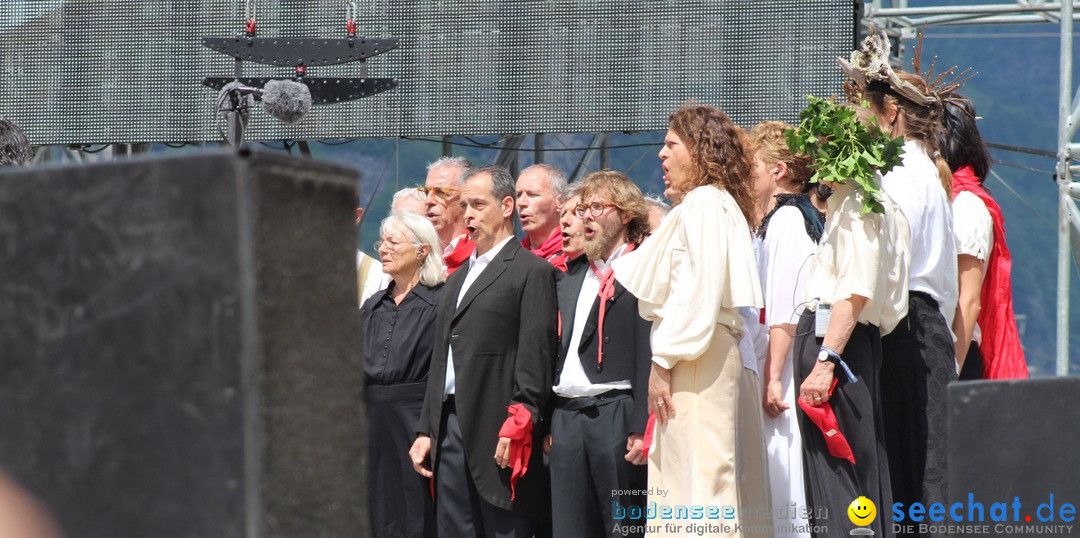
[520,164,568,198]
[560,182,583,204]
[391,186,426,210]
[466,165,516,204]
[426,156,474,186]
[644,194,671,217]
[379,211,447,286]
[0,118,32,167]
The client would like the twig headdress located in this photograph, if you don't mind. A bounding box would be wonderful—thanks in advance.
[838,24,974,107]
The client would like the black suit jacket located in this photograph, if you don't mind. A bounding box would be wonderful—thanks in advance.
[418,238,558,515]
[555,255,652,435]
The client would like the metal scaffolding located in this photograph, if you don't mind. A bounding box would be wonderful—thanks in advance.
[866,1,1079,375]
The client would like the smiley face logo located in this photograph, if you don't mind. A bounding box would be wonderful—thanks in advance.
[847,496,877,527]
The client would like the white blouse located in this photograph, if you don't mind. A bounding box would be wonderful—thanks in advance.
[953,190,994,344]
[953,191,994,261]
[613,186,763,369]
[880,140,959,327]
[804,181,911,335]
[760,206,818,328]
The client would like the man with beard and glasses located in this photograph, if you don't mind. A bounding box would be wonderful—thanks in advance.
[547,171,652,538]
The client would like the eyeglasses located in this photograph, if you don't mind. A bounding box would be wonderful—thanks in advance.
[574,202,619,219]
[416,186,460,200]
[374,238,419,251]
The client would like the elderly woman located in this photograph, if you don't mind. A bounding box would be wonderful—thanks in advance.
[748,120,822,538]
[612,104,769,538]
[793,102,911,537]
[360,211,446,538]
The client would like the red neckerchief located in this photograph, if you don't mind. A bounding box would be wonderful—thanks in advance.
[588,242,636,370]
[523,228,563,263]
[443,234,475,276]
[952,165,1028,379]
[550,253,569,272]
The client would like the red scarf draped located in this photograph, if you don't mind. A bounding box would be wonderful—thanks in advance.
[952,165,1028,379]
[523,228,564,264]
[443,234,476,276]
[588,243,636,370]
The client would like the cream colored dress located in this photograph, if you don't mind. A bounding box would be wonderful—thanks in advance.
[613,186,771,538]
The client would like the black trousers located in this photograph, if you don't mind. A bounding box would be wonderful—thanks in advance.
[958,341,983,380]
[435,398,537,538]
[549,392,646,538]
[795,312,894,538]
[880,292,956,538]
[367,382,436,538]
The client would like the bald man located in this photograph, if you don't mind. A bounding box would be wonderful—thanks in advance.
[516,164,567,270]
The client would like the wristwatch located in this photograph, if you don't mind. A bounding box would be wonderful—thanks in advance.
[817,346,841,364]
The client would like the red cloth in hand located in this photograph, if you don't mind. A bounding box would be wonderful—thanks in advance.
[641,412,657,460]
[797,377,856,465]
[497,404,534,500]
[952,166,1028,379]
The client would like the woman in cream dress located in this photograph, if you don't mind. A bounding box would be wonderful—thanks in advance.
[613,104,770,538]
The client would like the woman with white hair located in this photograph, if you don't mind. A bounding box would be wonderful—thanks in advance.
[361,211,446,538]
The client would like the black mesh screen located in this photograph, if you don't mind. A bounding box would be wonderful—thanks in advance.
[0,1,855,144]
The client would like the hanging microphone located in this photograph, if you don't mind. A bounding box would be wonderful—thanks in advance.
[260,79,312,124]
[216,80,312,125]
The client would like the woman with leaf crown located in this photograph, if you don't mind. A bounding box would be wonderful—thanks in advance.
[842,28,961,531]
[787,95,911,538]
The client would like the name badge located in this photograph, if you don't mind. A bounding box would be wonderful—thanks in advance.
[815,302,832,337]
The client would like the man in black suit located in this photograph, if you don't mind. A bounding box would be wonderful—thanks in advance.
[410,165,558,538]
[547,171,652,538]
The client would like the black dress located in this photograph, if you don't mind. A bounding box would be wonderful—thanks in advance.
[361,282,444,538]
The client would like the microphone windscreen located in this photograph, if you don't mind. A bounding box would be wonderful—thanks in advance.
[262,80,312,125]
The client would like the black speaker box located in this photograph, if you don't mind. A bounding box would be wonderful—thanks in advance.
[947,378,1080,537]
[0,150,366,537]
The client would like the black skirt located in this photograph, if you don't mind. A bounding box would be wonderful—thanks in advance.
[958,341,983,380]
[366,381,436,538]
[879,291,957,537]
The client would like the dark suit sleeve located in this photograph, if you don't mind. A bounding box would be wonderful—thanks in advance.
[417,289,452,438]
[417,346,437,437]
[629,304,653,434]
[510,262,558,424]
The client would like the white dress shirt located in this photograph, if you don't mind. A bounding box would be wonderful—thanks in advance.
[881,140,959,329]
[553,243,632,398]
[444,234,515,398]
[805,181,911,335]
